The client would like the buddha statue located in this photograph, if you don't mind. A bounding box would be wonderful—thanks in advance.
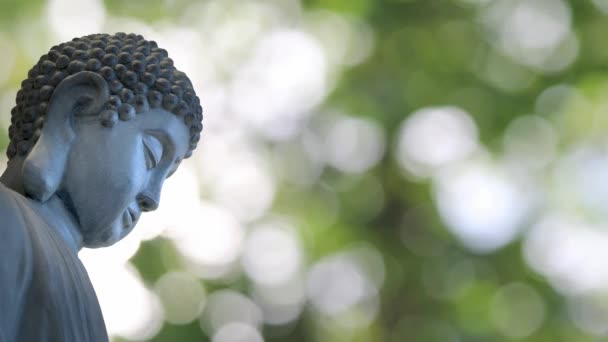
[0,33,203,341]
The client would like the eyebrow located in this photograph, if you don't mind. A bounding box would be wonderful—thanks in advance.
[144,129,175,159]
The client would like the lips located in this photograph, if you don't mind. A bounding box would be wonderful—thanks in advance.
[123,207,139,229]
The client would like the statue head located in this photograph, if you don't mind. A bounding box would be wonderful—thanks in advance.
[2,33,203,248]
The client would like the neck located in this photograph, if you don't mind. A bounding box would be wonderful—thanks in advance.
[29,193,83,252]
[1,159,83,252]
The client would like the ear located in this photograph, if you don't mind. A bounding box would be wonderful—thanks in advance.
[22,71,109,201]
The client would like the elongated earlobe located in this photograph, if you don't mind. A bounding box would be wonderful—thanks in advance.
[22,142,69,202]
[22,71,109,201]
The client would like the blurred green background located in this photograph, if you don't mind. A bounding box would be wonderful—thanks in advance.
[3,0,608,341]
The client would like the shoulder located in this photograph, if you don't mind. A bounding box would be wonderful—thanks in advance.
[0,185,33,342]
[0,184,32,257]
[0,183,33,305]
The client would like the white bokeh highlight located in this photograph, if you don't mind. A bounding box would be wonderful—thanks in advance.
[155,271,206,325]
[396,106,479,178]
[481,0,576,72]
[569,294,608,336]
[231,29,327,140]
[212,322,264,342]
[79,258,163,341]
[503,115,558,170]
[433,159,531,253]
[242,219,303,286]
[200,290,263,336]
[524,215,608,295]
[306,248,382,329]
[172,202,245,275]
[550,145,608,221]
[252,278,306,326]
[324,114,386,174]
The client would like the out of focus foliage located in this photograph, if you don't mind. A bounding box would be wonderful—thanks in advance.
[3,0,608,341]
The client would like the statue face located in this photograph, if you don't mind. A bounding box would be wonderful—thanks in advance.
[61,108,190,247]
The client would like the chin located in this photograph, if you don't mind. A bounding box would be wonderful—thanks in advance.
[81,220,125,248]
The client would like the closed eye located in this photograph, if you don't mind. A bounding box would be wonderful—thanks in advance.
[143,134,163,169]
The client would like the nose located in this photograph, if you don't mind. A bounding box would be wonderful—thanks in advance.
[137,173,164,212]
[136,191,159,212]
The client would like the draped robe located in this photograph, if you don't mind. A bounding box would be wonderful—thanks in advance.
[0,183,108,341]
